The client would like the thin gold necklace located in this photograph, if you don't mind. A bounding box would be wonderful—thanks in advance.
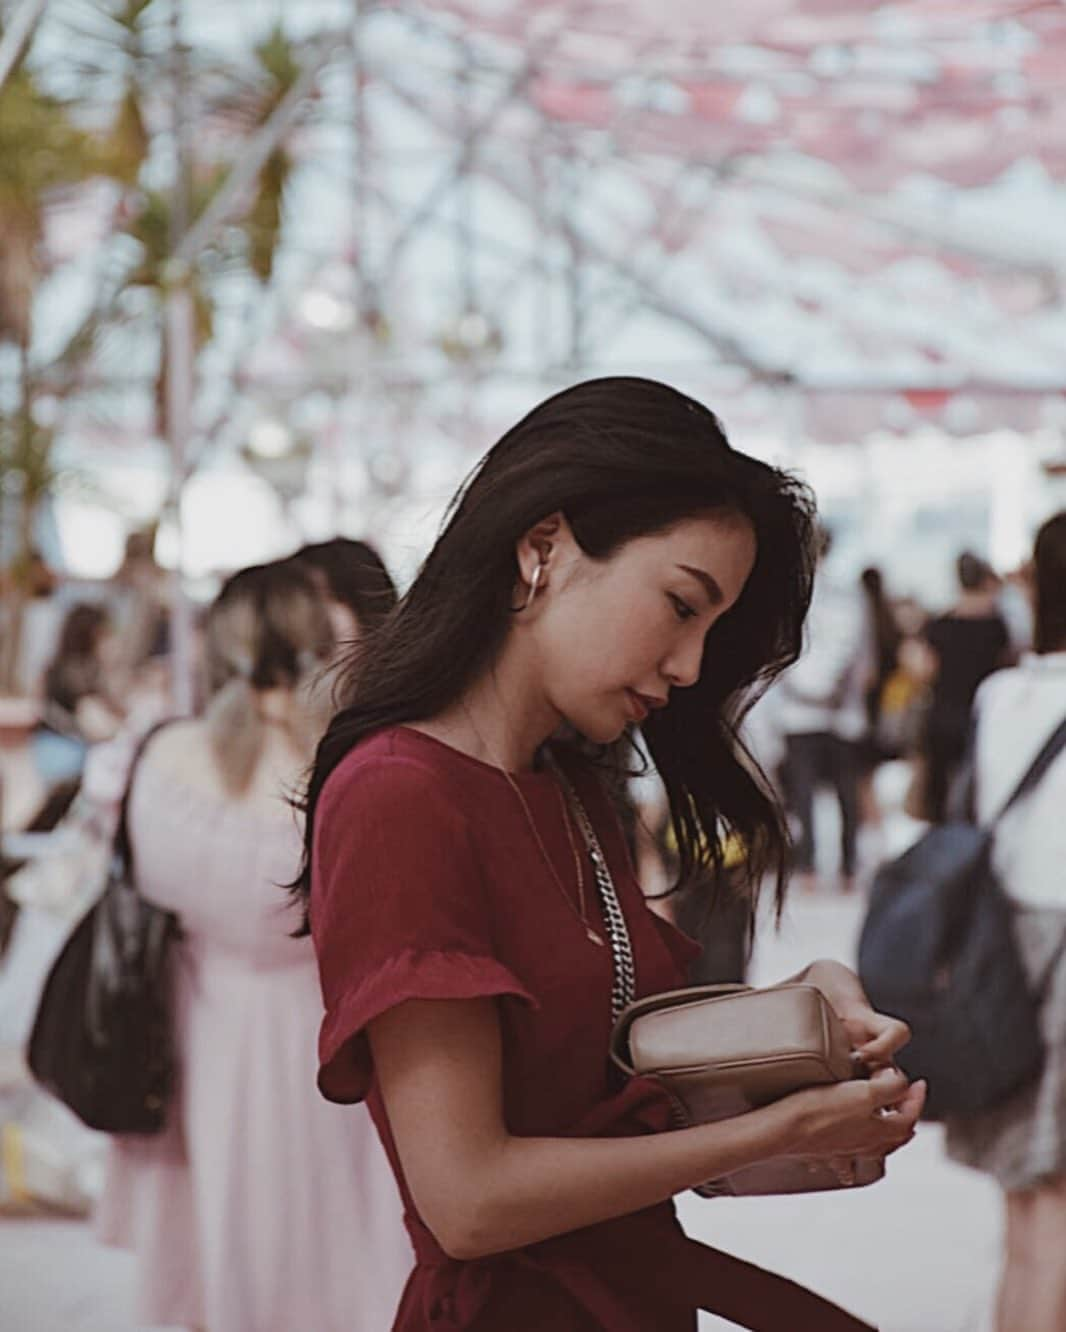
[462,707,605,947]
[554,781,589,924]
[499,765,605,948]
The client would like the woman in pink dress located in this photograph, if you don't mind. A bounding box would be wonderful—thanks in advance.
[96,560,413,1331]
[294,377,927,1331]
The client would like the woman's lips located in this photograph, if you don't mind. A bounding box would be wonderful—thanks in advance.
[625,689,649,722]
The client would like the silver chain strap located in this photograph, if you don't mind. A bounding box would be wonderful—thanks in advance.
[550,764,636,1022]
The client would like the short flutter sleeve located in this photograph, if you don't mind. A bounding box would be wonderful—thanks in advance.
[311,754,538,1104]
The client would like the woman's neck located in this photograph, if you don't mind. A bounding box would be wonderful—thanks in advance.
[410,639,562,773]
[255,686,298,728]
[251,686,317,763]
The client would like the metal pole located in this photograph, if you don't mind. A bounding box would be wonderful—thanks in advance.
[373,13,572,280]
[351,0,370,319]
[165,0,195,715]
[0,0,49,93]
[164,282,196,715]
[340,0,370,538]
[562,148,584,368]
[456,33,475,315]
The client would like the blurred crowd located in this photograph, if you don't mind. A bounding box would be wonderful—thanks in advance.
[630,532,1034,983]
[3,530,1033,858]
[0,537,416,1332]
[1,533,400,804]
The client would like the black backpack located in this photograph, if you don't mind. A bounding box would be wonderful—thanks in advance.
[858,717,1066,1121]
[27,723,180,1134]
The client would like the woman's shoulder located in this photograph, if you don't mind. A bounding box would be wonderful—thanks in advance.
[311,729,494,910]
[977,655,1065,716]
[319,726,475,823]
[135,720,295,819]
[138,718,215,782]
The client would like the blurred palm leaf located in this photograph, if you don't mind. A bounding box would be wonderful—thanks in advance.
[255,23,302,90]
[123,180,220,336]
[101,85,150,184]
[0,417,58,506]
[0,67,102,345]
[240,26,304,283]
[119,181,222,427]
[246,147,290,282]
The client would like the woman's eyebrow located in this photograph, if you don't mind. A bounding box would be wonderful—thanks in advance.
[677,564,724,607]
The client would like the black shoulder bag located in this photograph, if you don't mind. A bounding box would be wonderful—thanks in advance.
[27,722,180,1133]
[859,716,1066,1120]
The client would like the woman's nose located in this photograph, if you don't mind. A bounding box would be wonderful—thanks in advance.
[661,637,703,689]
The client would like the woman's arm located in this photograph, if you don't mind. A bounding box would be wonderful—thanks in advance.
[369,995,923,1261]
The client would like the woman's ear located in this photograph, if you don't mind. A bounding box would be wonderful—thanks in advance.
[515,512,570,586]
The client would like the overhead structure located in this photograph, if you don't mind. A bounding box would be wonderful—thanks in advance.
[237,0,1066,460]
[19,0,1066,536]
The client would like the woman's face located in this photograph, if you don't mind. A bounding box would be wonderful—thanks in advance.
[529,510,757,744]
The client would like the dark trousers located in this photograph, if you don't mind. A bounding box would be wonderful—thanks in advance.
[784,732,860,877]
[924,715,969,826]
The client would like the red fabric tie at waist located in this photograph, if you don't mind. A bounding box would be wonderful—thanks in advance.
[590,1212,878,1332]
[411,1207,877,1332]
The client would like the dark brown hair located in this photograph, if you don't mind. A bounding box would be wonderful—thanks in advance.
[292,538,398,633]
[1033,511,1066,654]
[204,561,334,795]
[289,377,818,933]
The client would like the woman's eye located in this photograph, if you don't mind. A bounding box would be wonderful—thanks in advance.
[668,593,697,622]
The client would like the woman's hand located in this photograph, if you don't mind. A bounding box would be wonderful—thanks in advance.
[774,1066,927,1164]
[793,959,911,1071]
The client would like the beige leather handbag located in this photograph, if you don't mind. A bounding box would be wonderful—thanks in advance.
[610,982,886,1197]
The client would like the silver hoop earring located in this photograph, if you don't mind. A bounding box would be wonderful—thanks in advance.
[522,562,545,612]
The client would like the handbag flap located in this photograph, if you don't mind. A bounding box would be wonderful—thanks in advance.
[611,983,851,1081]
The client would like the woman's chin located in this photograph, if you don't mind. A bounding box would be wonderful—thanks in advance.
[586,718,631,746]
[554,706,634,747]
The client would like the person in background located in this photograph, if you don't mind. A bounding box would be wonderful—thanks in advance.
[778,529,872,892]
[856,567,903,832]
[944,512,1066,1332]
[859,568,902,756]
[111,527,171,675]
[95,559,412,1332]
[31,603,125,788]
[11,547,61,698]
[293,537,398,651]
[919,551,1012,824]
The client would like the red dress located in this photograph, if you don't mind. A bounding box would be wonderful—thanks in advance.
[311,727,876,1332]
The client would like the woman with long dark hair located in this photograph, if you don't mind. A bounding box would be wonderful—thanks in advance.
[296,378,924,1331]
